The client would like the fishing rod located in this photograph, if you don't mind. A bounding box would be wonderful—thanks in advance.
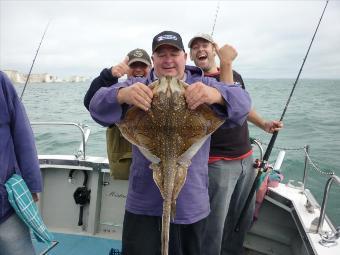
[234,0,329,232]
[211,1,220,37]
[20,20,51,100]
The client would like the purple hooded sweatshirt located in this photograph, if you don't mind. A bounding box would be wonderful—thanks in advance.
[0,71,42,224]
[90,65,251,224]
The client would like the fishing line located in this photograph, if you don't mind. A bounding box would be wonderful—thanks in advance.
[211,1,220,37]
[20,20,51,100]
[234,0,329,232]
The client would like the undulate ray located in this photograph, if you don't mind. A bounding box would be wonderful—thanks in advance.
[117,76,225,255]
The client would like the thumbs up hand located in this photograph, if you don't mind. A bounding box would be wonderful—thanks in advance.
[111,56,130,78]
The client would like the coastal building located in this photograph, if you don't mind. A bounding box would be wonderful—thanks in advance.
[68,75,88,83]
[3,70,25,83]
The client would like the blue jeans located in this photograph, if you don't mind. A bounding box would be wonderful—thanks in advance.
[0,213,36,255]
[202,155,256,255]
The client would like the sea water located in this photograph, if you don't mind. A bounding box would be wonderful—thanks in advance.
[16,79,340,226]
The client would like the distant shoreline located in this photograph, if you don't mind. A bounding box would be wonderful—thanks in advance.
[3,69,89,84]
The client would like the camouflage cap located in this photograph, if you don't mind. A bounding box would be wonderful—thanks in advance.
[127,48,152,66]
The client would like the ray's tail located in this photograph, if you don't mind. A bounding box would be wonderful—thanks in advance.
[161,197,171,255]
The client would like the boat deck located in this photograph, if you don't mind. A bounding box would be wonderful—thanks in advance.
[32,132,339,255]
[268,183,340,255]
[34,232,122,255]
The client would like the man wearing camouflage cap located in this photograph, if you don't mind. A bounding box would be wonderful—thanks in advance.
[84,48,152,181]
[84,48,152,110]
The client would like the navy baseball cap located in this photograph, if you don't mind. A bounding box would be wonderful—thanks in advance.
[152,31,185,53]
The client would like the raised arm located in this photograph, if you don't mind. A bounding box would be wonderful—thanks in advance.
[84,57,130,110]
[214,43,238,84]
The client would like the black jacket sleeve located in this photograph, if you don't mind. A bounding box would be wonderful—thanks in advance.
[232,70,246,89]
[83,68,119,110]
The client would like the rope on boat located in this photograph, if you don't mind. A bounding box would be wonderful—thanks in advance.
[210,1,220,37]
[252,138,334,176]
[253,138,305,151]
[304,148,335,176]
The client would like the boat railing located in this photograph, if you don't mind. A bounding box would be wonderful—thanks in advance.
[288,144,315,191]
[317,174,340,245]
[250,137,264,160]
[302,145,335,189]
[250,138,339,243]
[31,122,91,160]
[252,139,335,190]
[301,145,340,242]
[302,145,310,188]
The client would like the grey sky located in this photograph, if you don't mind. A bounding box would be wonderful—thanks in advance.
[1,0,339,79]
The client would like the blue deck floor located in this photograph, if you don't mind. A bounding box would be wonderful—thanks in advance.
[34,232,122,255]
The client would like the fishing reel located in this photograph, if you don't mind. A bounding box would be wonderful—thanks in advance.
[253,159,272,174]
[68,170,91,226]
[253,150,286,173]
